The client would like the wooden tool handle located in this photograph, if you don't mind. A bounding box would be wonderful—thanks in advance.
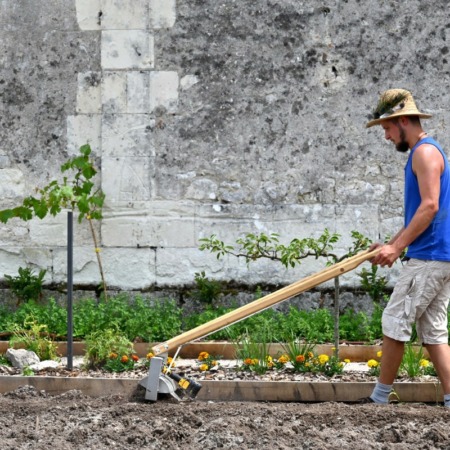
[152,248,381,356]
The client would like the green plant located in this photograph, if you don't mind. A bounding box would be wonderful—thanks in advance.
[357,265,388,302]
[22,366,35,376]
[9,318,59,361]
[73,295,183,342]
[281,339,317,372]
[104,352,139,373]
[4,267,46,305]
[197,351,221,371]
[235,328,273,375]
[189,271,223,307]
[339,309,374,342]
[0,144,107,296]
[400,343,427,378]
[2,299,67,338]
[312,353,345,377]
[367,358,381,377]
[0,353,11,366]
[84,328,135,369]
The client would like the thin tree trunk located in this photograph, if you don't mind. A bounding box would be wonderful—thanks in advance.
[88,217,108,301]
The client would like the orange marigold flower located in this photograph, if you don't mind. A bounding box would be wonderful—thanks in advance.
[131,354,139,362]
[278,354,289,364]
[109,352,118,359]
[198,351,210,361]
[296,354,306,363]
[244,358,253,365]
[307,352,314,359]
[121,355,129,363]
[146,352,154,359]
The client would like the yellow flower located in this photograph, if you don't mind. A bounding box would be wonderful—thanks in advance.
[376,350,383,358]
[211,360,217,367]
[367,359,379,368]
[266,355,273,363]
[318,354,329,365]
[278,354,289,364]
[121,355,129,363]
[307,352,314,359]
[251,358,259,365]
[419,359,430,368]
[109,352,118,359]
[166,356,176,367]
[146,352,154,359]
[199,364,209,371]
[344,359,351,364]
[198,351,209,361]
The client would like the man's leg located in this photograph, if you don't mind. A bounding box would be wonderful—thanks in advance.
[370,335,404,403]
[378,335,405,384]
[424,343,450,405]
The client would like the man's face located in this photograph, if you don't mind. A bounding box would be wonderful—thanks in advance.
[381,119,409,153]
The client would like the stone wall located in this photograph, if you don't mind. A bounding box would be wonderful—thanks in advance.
[0,0,449,298]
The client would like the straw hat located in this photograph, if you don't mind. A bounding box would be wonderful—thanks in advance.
[366,89,432,128]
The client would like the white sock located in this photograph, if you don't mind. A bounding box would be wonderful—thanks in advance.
[370,381,392,404]
[444,393,450,408]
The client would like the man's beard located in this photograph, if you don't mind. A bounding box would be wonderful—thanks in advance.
[395,126,409,153]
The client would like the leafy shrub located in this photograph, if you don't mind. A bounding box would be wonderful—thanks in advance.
[189,271,223,306]
[9,319,59,361]
[2,298,67,338]
[84,328,134,368]
[4,267,46,304]
[73,295,182,342]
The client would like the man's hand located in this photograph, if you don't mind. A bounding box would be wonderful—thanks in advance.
[370,244,402,268]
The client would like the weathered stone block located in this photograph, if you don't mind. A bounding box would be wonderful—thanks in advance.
[52,247,102,285]
[101,156,153,203]
[101,71,127,113]
[76,72,102,114]
[101,114,154,157]
[101,30,154,70]
[100,0,148,30]
[0,169,25,198]
[149,71,179,113]
[101,214,196,248]
[126,71,150,113]
[75,0,101,31]
[67,115,102,155]
[28,214,94,247]
[149,0,176,29]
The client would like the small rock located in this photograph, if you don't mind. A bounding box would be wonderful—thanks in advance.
[6,348,40,369]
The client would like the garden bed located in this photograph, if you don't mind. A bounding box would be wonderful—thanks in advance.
[0,345,443,403]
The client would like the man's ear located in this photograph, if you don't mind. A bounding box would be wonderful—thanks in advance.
[399,116,409,126]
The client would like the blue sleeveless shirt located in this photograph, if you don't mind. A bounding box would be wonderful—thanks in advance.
[405,136,450,261]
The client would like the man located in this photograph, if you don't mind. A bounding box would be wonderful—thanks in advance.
[365,89,450,406]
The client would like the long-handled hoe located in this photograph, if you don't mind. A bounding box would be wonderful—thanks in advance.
[139,248,381,401]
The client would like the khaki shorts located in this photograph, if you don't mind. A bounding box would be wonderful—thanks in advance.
[382,259,450,344]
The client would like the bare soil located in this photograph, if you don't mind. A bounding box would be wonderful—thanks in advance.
[1,385,450,450]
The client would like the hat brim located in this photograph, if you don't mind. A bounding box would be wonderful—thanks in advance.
[366,112,432,128]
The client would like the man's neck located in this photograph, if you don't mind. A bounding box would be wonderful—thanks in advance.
[408,130,427,149]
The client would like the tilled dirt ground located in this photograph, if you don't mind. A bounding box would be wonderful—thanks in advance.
[1,386,450,450]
